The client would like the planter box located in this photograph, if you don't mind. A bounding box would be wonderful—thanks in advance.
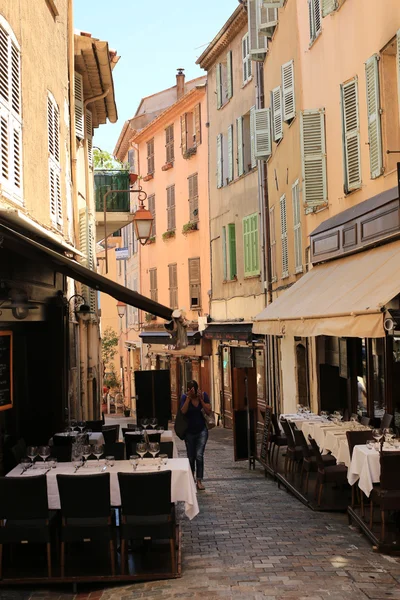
[143,173,154,182]
[161,162,173,171]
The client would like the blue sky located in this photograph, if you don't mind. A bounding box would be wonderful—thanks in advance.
[74,0,238,154]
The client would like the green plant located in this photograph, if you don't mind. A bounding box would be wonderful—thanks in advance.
[162,229,176,240]
[101,327,119,375]
[104,369,120,390]
[145,312,156,322]
[148,235,156,244]
[182,221,198,234]
[183,146,197,159]
[93,148,127,170]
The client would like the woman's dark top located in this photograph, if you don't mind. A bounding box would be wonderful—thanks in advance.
[180,392,210,434]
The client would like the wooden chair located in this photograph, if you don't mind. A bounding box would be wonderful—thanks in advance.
[309,438,348,506]
[294,430,335,493]
[280,420,302,476]
[370,452,400,542]
[269,414,287,469]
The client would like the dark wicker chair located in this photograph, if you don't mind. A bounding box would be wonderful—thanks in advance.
[269,414,287,468]
[309,438,348,506]
[101,426,119,444]
[370,452,400,542]
[360,416,371,427]
[159,441,174,458]
[381,413,394,430]
[294,430,335,493]
[85,420,103,432]
[102,442,125,461]
[280,420,302,476]
[50,446,72,463]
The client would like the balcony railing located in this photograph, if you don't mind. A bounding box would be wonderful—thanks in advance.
[94,170,130,212]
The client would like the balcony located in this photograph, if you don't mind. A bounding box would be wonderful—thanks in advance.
[94,170,133,242]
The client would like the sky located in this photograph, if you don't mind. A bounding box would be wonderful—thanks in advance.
[74,0,239,154]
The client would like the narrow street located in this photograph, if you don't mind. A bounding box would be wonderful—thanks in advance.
[10,428,400,600]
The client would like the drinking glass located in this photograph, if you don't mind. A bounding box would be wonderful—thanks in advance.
[149,418,158,430]
[366,440,374,450]
[38,445,50,467]
[93,444,104,468]
[129,454,139,471]
[72,454,83,470]
[48,457,58,469]
[82,445,92,467]
[70,419,77,430]
[157,425,165,434]
[20,457,31,473]
[149,442,160,459]
[105,455,115,468]
[136,442,147,460]
[372,428,382,443]
[159,454,168,466]
[27,446,38,468]
[78,420,86,433]
[140,418,149,430]
[383,428,395,443]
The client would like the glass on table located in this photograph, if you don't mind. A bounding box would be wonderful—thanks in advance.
[383,428,395,443]
[70,419,77,430]
[48,457,58,469]
[129,454,139,471]
[136,442,147,460]
[72,454,83,470]
[93,444,104,467]
[159,454,168,466]
[26,446,38,468]
[77,420,86,433]
[149,417,158,430]
[149,442,160,459]
[140,418,149,430]
[82,444,92,466]
[157,425,165,434]
[20,457,31,473]
[38,445,51,467]
[366,440,375,450]
[105,455,115,468]
[372,428,383,443]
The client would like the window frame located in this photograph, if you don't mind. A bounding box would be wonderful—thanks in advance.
[149,267,158,302]
[243,213,260,278]
[188,173,199,222]
[188,257,201,309]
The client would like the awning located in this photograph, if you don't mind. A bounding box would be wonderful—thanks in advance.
[139,331,200,345]
[0,222,173,321]
[253,239,400,338]
[203,322,253,342]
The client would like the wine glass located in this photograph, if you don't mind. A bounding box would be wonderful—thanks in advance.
[136,442,147,461]
[149,442,160,460]
[82,444,92,467]
[27,446,38,468]
[140,418,149,430]
[70,419,77,431]
[78,420,86,433]
[129,454,139,471]
[38,445,51,467]
[20,457,31,473]
[158,425,165,434]
[93,444,104,468]
[372,428,382,447]
[149,418,158,430]
[383,428,395,444]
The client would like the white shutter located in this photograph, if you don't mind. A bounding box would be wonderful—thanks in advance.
[292,180,302,273]
[227,51,233,100]
[248,0,268,61]
[0,109,9,181]
[228,124,234,182]
[237,117,244,177]
[79,207,91,307]
[322,0,338,17]
[365,55,382,179]
[217,133,223,188]
[87,216,97,312]
[282,60,295,121]
[11,118,21,191]
[272,86,283,141]
[49,160,61,226]
[280,194,289,278]
[262,0,284,6]
[0,27,9,105]
[216,64,222,110]
[10,42,20,116]
[300,109,327,210]
[309,0,322,42]
[259,6,278,38]
[254,108,271,160]
[86,109,93,168]
[242,36,248,84]
[250,105,257,168]
[48,94,62,226]
[74,72,84,139]
[341,78,361,192]
[397,30,400,122]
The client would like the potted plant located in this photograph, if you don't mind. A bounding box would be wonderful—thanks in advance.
[162,229,176,240]
[123,404,131,417]
[182,221,198,234]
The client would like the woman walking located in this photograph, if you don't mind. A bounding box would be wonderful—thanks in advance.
[180,380,211,491]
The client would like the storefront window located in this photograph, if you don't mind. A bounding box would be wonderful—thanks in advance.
[357,339,368,416]
[256,349,265,399]
[371,338,385,420]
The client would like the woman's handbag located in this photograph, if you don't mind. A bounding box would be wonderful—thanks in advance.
[202,408,216,430]
[174,409,188,440]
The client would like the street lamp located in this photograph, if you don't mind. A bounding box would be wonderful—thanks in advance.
[117,301,127,319]
[68,294,93,322]
[132,193,153,246]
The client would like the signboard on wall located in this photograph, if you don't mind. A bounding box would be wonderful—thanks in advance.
[115,247,129,260]
[0,331,13,411]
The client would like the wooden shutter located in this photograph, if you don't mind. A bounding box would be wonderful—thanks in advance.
[148,194,156,236]
[397,30,400,122]
[259,6,278,38]
[10,42,20,115]
[12,120,21,190]
[228,223,237,279]
[169,263,178,309]
[365,55,382,179]
[217,134,223,188]
[228,124,234,182]
[180,114,187,155]
[0,27,9,105]
[74,72,84,139]
[322,0,338,17]
[167,185,175,231]
[280,195,288,278]
[269,205,277,282]
[147,138,154,174]
[300,109,327,209]
[254,108,271,160]
[222,226,228,281]
[79,207,91,305]
[216,63,222,109]
[243,214,259,277]
[49,161,61,226]
[236,117,244,177]
[248,0,268,61]
[166,124,174,163]
[128,148,137,174]
[292,180,302,273]
[86,109,93,168]
[272,86,283,141]
[341,78,361,192]
[250,106,256,168]
[149,268,158,302]
[194,103,202,145]
[188,258,201,308]
[282,60,295,121]
[0,111,8,180]
[309,0,322,42]
[48,94,62,226]
[227,51,233,100]
[189,173,199,222]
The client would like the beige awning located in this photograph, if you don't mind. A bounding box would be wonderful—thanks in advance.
[253,239,400,338]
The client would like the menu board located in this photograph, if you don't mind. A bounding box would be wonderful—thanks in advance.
[0,331,12,411]
[259,405,272,466]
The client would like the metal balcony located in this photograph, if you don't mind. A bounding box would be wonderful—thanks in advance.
[94,170,134,241]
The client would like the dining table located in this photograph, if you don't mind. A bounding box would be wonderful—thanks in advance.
[7,457,199,520]
[51,431,105,446]
[124,430,178,458]
[347,444,400,497]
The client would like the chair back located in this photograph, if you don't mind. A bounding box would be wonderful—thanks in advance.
[103,442,125,460]
[381,413,393,430]
[11,438,26,466]
[85,420,103,432]
[118,471,172,517]
[102,426,118,444]
[346,430,372,459]
[351,413,359,421]
[0,475,49,520]
[380,452,400,490]
[159,441,173,458]
[280,420,295,450]
[343,409,350,422]
[51,446,72,462]
[360,416,371,427]
[294,429,311,458]
[56,473,111,518]
[53,434,74,447]
[309,437,325,469]
[271,414,281,437]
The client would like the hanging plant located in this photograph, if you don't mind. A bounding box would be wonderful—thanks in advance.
[162,230,176,240]
[182,221,198,234]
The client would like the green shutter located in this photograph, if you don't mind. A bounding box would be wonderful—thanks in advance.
[243,214,259,277]
[222,226,227,281]
[228,224,237,279]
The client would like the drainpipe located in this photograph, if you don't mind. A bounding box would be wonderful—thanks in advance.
[68,0,79,247]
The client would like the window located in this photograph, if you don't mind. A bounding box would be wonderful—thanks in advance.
[228,223,237,280]
[217,133,224,188]
[242,34,252,84]
[222,226,227,281]
[188,257,201,308]
[381,34,400,174]
[165,124,174,163]
[86,109,93,168]
[272,86,283,141]
[148,194,156,236]
[147,138,155,174]
[166,185,176,231]
[74,72,84,139]
[79,207,96,311]
[247,0,268,61]
[243,213,260,277]
[188,173,199,222]
[228,124,234,182]
[280,195,288,278]
[341,78,361,193]
[269,205,277,282]
[149,268,158,302]
[254,108,272,160]
[48,93,62,227]
[181,103,201,157]
[237,110,256,177]
[259,3,279,39]
[365,55,383,179]
[0,19,22,201]
[216,52,233,109]
[282,60,295,122]
[322,0,338,17]
[300,109,327,211]
[128,148,137,174]
[168,263,178,309]
[292,180,302,273]
[236,118,244,177]
[308,0,322,44]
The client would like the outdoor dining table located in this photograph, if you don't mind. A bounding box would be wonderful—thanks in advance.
[347,444,400,497]
[51,431,105,445]
[7,457,199,520]
[124,429,178,457]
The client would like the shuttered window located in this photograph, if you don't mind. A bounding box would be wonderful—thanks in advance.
[247,0,268,61]
[74,72,84,139]
[216,63,222,110]
[228,124,234,182]
[322,0,338,17]
[168,263,178,309]
[272,86,283,141]
[86,109,93,168]
[148,194,156,236]
[254,108,272,160]
[300,109,327,210]
[250,106,256,169]
[165,124,174,163]
[194,103,202,146]
[0,20,22,201]
[365,55,383,179]
[167,185,175,231]
[308,0,322,43]
[147,138,155,174]
[292,180,302,273]
[188,257,201,309]
[128,148,137,174]
[280,195,289,278]
[180,113,187,155]
[341,78,362,193]
[227,51,233,100]
[259,5,279,39]
[228,223,237,280]
[149,268,158,302]
[188,173,199,222]
[242,34,252,84]
[243,213,260,277]
[217,133,223,188]
[263,0,284,6]
[269,206,277,282]
[79,208,96,313]
[236,117,244,177]
[48,93,62,227]
[222,226,228,281]
[282,60,295,121]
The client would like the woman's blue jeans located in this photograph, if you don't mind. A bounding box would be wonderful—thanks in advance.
[185,428,208,480]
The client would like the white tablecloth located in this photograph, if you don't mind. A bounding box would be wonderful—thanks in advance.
[125,430,177,458]
[347,445,382,497]
[324,432,350,467]
[51,432,105,446]
[8,458,198,520]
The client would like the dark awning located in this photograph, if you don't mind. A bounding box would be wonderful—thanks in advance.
[0,221,173,321]
[139,331,200,345]
[202,322,253,342]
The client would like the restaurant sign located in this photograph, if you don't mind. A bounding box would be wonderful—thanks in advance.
[203,330,251,342]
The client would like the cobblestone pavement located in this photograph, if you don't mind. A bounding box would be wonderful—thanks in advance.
[4,427,400,600]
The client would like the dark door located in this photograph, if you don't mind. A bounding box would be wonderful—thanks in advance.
[232,367,257,461]
[134,370,171,429]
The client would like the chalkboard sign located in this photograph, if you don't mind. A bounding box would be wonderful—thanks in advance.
[233,409,256,461]
[0,331,12,411]
[259,405,272,466]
